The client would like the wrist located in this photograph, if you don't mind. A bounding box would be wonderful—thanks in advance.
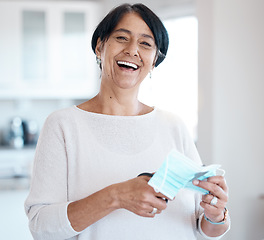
[107,183,122,210]
[204,208,229,225]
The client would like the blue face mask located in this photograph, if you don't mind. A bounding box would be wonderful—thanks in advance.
[148,149,224,200]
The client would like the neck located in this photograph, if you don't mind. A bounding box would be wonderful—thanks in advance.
[95,86,143,116]
[78,78,153,116]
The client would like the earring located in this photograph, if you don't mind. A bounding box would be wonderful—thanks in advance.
[96,55,101,66]
[149,70,153,79]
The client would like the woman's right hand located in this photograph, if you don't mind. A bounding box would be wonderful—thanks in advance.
[68,175,168,232]
[112,175,168,217]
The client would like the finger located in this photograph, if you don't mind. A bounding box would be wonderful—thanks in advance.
[202,194,226,209]
[198,186,228,207]
[206,176,228,193]
[156,209,162,214]
[136,180,168,210]
[202,194,215,204]
[149,206,163,215]
[157,196,169,203]
[193,176,228,194]
[145,211,158,218]
[194,180,228,201]
[200,201,224,216]
[136,174,169,202]
[133,202,161,218]
[201,200,219,212]
[150,196,168,211]
[147,184,169,203]
[155,192,169,202]
[139,205,162,218]
[140,210,156,218]
[136,185,167,211]
[200,201,226,222]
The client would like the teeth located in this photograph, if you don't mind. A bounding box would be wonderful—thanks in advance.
[117,61,138,70]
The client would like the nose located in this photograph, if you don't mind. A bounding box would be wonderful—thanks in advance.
[124,41,139,57]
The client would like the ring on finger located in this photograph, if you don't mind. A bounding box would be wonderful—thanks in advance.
[150,207,158,214]
[210,196,218,206]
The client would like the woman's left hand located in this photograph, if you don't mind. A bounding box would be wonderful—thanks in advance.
[193,176,229,223]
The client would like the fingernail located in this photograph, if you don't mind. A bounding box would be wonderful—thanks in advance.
[193,179,199,185]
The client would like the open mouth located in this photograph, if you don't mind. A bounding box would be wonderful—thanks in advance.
[117,61,139,71]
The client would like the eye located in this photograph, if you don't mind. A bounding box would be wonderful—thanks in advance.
[142,42,151,46]
[116,36,128,41]
[140,41,153,49]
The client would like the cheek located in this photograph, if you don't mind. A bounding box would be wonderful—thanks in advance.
[146,51,157,68]
[144,56,156,70]
[101,49,115,69]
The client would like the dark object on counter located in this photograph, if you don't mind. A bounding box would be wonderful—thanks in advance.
[22,120,38,145]
[4,117,38,148]
[8,117,24,148]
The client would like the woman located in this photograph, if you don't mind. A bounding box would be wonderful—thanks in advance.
[25,4,230,240]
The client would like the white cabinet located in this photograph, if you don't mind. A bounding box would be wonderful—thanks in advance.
[0,147,35,180]
[0,1,101,99]
[0,148,35,239]
[0,190,33,239]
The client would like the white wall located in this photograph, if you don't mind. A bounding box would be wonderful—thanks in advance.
[100,0,195,19]
[196,0,264,239]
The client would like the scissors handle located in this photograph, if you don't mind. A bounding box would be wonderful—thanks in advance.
[137,172,154,178]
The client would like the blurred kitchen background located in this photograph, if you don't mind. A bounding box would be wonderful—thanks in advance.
[0,0,263,239]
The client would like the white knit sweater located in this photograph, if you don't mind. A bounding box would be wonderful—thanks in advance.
[25,106,228,240]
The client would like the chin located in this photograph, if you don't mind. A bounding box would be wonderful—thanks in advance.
[118,83,138,90]
[114,78,142,90]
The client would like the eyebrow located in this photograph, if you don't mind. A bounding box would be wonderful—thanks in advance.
[114,28,154,41]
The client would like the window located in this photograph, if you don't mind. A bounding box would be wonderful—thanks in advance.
[22,11,47,81]
[139,16,198,140]
[62,12,87,82]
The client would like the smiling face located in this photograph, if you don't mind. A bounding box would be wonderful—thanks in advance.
[96,12,157,91]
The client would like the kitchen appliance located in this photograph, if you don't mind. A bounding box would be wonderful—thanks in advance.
[8,117,24,148]
[3,117,38,148]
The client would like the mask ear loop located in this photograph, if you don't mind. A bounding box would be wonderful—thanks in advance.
[216,169,225,176]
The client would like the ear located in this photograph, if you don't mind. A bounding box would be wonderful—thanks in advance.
[152,59,157,69]
[151,61,156,69]
[152,51,159,68]
[95,38,103,57]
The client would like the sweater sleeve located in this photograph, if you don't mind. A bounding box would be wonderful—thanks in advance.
[178,119,230,239]
[24,112,79,239]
